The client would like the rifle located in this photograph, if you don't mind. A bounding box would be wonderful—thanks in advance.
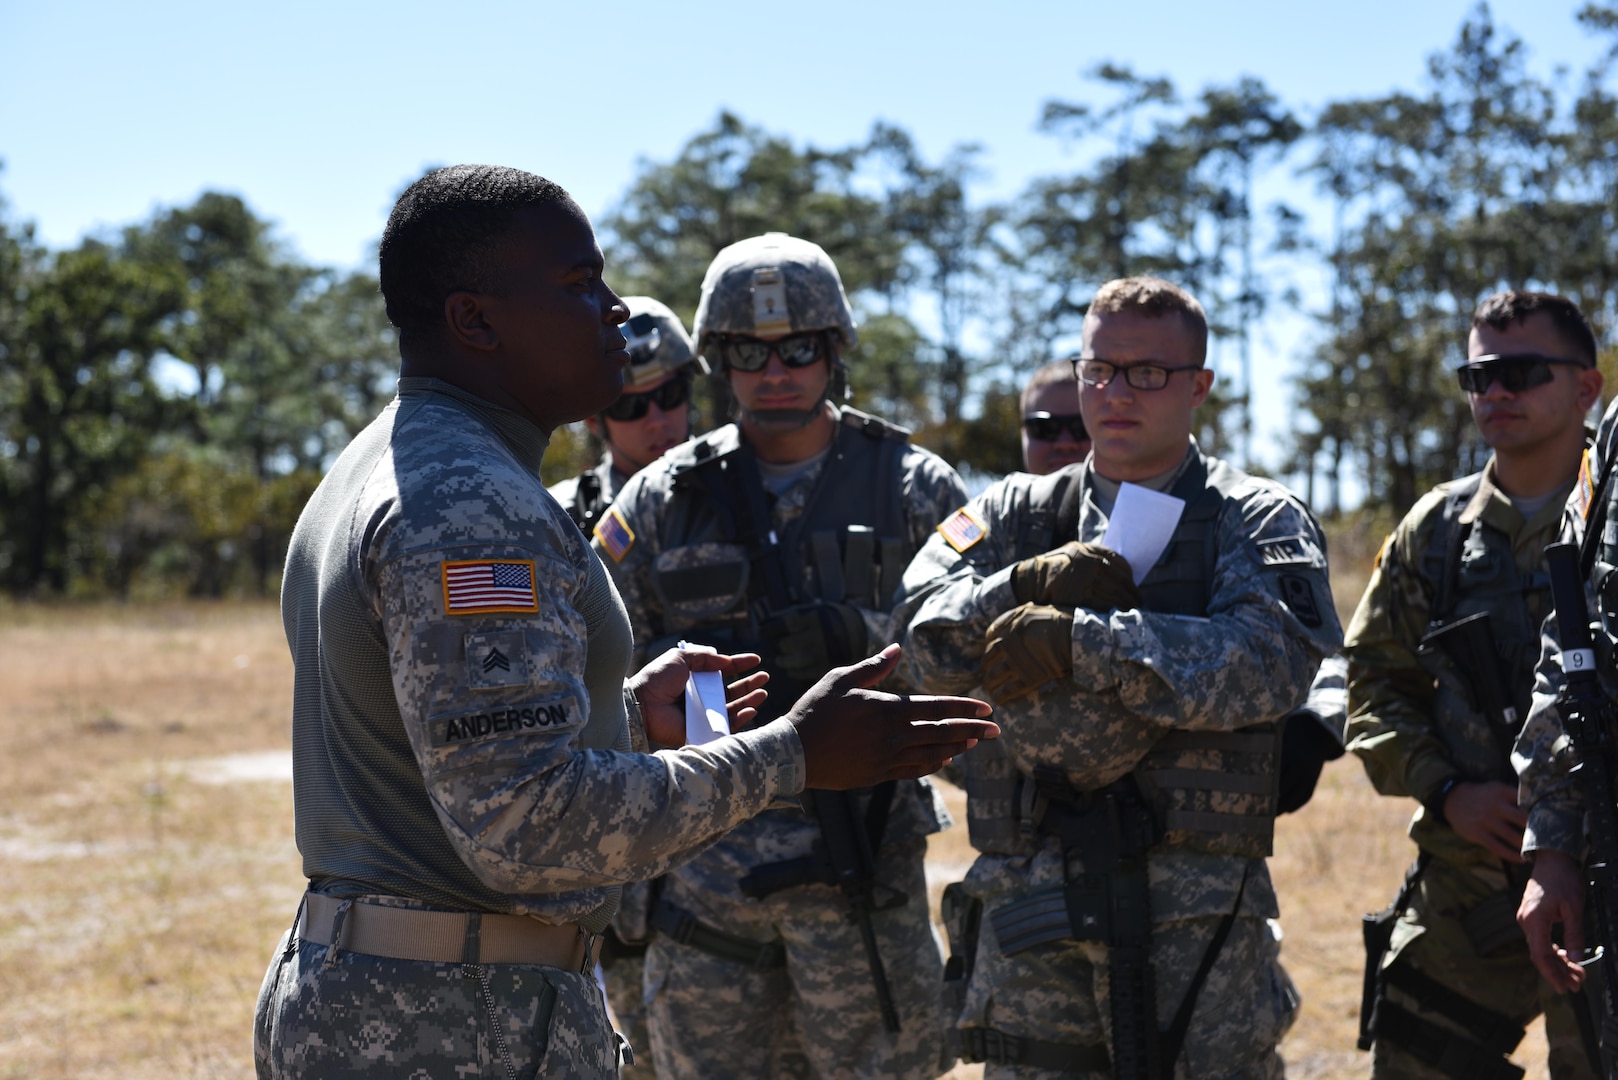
[716,444,907,1033]
[1546,540,1618,1077]
[1419,611,1520,775]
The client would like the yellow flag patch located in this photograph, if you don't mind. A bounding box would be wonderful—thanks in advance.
[593,506,636,562]
[937,506,987,553]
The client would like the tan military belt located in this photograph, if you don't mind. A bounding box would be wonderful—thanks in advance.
[299,892,594,971]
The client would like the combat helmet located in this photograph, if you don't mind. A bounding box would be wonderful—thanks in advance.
[621,295,706,389]
[692,233,858,360]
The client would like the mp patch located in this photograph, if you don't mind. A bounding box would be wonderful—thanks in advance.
[429,693,582,748]
[1279,573,1323,628]
[465,630,530,690]
[937,506,987,553]
[442,559,539,615]
[1255,534,1325,568]
[594,506,636,563]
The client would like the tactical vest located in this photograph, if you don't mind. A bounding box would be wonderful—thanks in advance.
[1414,474,1549,782]
[965,453,1285,860]
[648,409,912,698]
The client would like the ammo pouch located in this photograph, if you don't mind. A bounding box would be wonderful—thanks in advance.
[1133,725,1284,859]
[965,726,1282,860]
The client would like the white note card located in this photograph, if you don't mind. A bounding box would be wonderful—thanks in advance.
[1101,484,1186,584]
[678,640,731,746]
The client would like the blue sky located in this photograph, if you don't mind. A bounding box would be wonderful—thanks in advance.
[0,0,1609,470]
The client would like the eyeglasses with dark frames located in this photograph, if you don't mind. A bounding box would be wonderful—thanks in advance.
[1070,356,1204,391]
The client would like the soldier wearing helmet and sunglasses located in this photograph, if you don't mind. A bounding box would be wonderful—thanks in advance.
[594,233,970,1078]
[1344,290,1603,1079]
[549,296,706,536]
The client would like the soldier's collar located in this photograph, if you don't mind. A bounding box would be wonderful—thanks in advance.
[398,377,549,474]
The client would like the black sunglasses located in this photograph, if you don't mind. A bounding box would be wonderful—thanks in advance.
[603,376,691,421]
[1022,412,1089,442]
[1456,353,1588,394]
[711,331,828,373]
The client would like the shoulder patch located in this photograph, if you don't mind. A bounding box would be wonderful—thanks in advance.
[1255,534,1325,568]
[937,506,988,553]
[442,559,539,615]
[428,693,582,748]
[1278,573,1324,628]
[594,506,636,562]
[1579,448,1594,520]
[1374,533,1393,571]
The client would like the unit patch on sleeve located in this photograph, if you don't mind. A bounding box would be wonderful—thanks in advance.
[594,506,636,562]
[428,693,582,748]
[465,630,530,690]
[1255,534,1325,568]
[937,506,988,553]
[1278,573,1324,628]
[442,559,539,615]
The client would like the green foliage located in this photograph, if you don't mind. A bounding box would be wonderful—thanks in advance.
[1292,4,1618,513]
[9,3,1618,596]
[0,186,392,596]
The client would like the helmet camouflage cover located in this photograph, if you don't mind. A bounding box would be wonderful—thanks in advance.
[622,295,707,389]
[692,233,858,362]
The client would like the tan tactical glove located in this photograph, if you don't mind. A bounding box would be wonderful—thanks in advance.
[981,603,1074,704]
[1010,541,1140,612]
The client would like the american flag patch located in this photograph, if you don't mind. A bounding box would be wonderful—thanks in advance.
[441,560,539,615]
[937,506,987,553]
[593,507,636,563]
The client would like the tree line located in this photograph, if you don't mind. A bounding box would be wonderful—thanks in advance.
[2,3,1615,597]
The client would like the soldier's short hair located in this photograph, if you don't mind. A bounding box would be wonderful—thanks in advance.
[380,164,573,332]
[1021,359,1078,413]
[1472,290,1598,366]
[1088,277,1209,364]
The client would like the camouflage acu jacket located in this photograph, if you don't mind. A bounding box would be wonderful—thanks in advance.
[1344,459,1574,866]
[1517,420,1606,858]
[280,378,804,929]
[895,441,1340,920]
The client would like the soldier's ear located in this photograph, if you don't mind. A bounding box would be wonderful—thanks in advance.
[1189,367,1215,408]
[1577,365,1604,413]
[584,416,604,440]
[444,292,500,353]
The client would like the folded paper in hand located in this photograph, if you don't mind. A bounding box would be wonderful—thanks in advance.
[1101,483,1186,585]
[679,640,731,746]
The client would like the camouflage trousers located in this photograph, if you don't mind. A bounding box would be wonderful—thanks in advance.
[254,917,620,1078]
[1372,855,1598,1080]
[959,906,1299,1080]
[645,838,949,1079]
[602,950,654,1078]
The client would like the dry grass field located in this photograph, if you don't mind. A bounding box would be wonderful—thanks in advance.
[0,518,1554,1078]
